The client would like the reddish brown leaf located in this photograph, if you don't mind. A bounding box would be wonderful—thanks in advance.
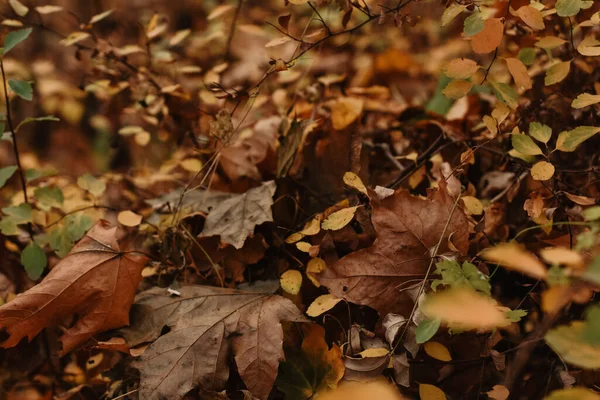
[126,285,307,400]
[318,183,469,316]
[0,220,148,354]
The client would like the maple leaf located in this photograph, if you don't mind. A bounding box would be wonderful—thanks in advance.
[201,180,276,249]
[0,220,148,354]
[318,183,469,316]
[125,285,307,400]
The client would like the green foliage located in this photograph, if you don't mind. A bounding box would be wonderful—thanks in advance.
[490,81,518,109]
[556,126,600,152]
[529,122,552,144]
[415,318,441,344]
[518,47,537,66]
[555,0,593,17]
[77,173,106,197]
[42,213,94,258]
[2,27,33,54]
[21,241,47,280]
[431,259,491,295]
[0,165,18,189]
[2,203,32,224]
[463,13,484,37]
[8,79,33,101]
[34,186,64,211]
[511,134,543,156]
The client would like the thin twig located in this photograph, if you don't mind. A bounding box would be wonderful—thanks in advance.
[225,0,244,60]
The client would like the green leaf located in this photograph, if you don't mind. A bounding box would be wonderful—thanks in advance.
[0,217,19,236]
[15,115,59,132]
[572,93,600,109]
[506,309,527,323]
[545,321,600,369]
[2,203,32,224]
[26,167,58,182]
[464,13,485,37]
[77,173,106,197]
[582,255,600,285]
[49,213,93,257]
[518,47,536,66]
[556,126,600,152]
[416,318,441,344]
[512,134,544,156]
[491,81,519,109]
[3,27,32,54]
[556,0,593,17]
[34,186,64,211]
[21,241,47,280]
[582,306,600,345]
[431,260,491,295]
[529,122,552,143]
[8,79,33,101]
[583,206,600,221]
[426,74,455,116]
[0,165,18,189]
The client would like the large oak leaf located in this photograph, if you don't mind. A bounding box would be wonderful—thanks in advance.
[318,184,469,316]
[126,285,307,400]
[0,220,148,354]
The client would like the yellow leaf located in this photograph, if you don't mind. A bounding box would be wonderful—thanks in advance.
[461,196,484,215]
[442,3,467,26]
[530,161,555,181]
[540,247,584,268]
[422,288,507,330]
[307,257,327,287]
[307,294,341,317]
[442,80,473,99]
[343,172,368,196]
[318,379,404,400]
[443,58,480,80]
[424,342,452,361]
[506,58,532,90]
[321,207,359,231]
[487,385,510,400]
[535,36,567,50]
[280,270,303,295]
[542,285,572,314]
[483,115,498,136]
[419,383,447,400]
[544,387,600,400]
[180,158,203,172]
[358,348,389,358]
[59,31,91,46]
[492,102,510,124]
[135,131,151,146]
[545,61,571,86]
[482,243,547,279]
[9,0,28,16]
[296,241,312,252]
[516,6,545,30]
[331,97,364,130]
[301,216,321,236]
[471,18,504,54]
[577,35,600,56]
[572,93,600,109]
[118,210,143,227]
[285,232,304,244]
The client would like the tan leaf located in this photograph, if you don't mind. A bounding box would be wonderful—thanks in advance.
[419,383,447,400]
[200,181,276,249]
[572,93,600,109]
[471,18,504,54]
[539,247,584,268]
[564,192,596,205]
[443,58,480,79]
[330,97,364,130]
[117,210,143,227]
[126,285,306,400]
[461,196,484,215]
[577,35,600,56]
[0,221,148,354]
[487,385,510,400]
[343,172,368,196]
[545,61,571,86]
[319,182,469,316]
[535,36,567,50]
[531,161,555,181]
[506,58,532,89]
[516,6,545,30]
[482,243,547,279]
[542,285,572,314]
[423,287,507,330]
[424,341,452,361]
[443,80,473,99]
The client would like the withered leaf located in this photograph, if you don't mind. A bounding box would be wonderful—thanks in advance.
[201,181,276,249]
[0,220,148,354]
[319,183,468,316]
[127,285,307,400]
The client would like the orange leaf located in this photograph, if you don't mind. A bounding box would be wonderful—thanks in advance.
[471,18,504,54]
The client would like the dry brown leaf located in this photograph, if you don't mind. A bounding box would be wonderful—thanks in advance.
[319,182,468,316]
[330,97,364,130]
[126,285,306,400]
[516,6,545,30]
[0,220,148,354]
[506,58,532,90]
[443,58,480,79]
[471,18,504,54]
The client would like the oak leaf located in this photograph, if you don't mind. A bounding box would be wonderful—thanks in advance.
[125,285,307,400]
[0,220,148,354]
[318,182,469,316]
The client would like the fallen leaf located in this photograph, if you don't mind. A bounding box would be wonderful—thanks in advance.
[321,206,359,231]
[487,385,510,400]
[419,383,446,400]
[117,210,143,227]
[127,285,306,400]
[307,257,327,287]
[471,18,504,54]
[424,341,452,361]
[317,378,406,400]
[280,270,302,295]
[544,387,600,400]
[307,294,342,317]
[482,243,547,279]
[564,192,596,205]
[461,196,483,215]
[0,220,148,354]
[319,182,469,316]
[330,97,364,130]
[343,172,368,196]
[201,181,276,249]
